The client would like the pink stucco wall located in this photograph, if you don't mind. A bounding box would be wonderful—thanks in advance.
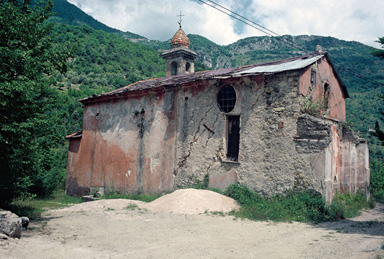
[66,89,179,195]
[299,57,346,122]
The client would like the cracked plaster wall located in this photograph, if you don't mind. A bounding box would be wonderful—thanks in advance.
[174,72,314,196]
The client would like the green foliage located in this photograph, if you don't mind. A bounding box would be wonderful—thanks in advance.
[225,184,372,223]
[195,61,211,72]
[48,23,167,134]
[102,192,160,202]
[8,189,82,219]
[371,120,384,146]
[51,0,119,33]
[331,192,374,218]
[224,184,263,206]
[124,203,139,210]
[300,97,327,117]
[0,0,71,206]
[373,37,384,59]
[370,159,384,200]
[187,174,210,189]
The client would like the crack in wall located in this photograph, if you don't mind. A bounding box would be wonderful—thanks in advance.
[178,103,215,168]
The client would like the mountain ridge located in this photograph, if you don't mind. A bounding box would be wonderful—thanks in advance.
[50,0,384,159]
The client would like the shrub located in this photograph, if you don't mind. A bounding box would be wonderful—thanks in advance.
[224,184,263,206]
[370,159,384,201]
[224,184,372,223]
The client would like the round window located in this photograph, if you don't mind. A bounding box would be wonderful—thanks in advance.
[217,85,236,113]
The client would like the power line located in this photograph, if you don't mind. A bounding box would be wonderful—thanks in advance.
[197,0,306,51]
[205,0,280,37]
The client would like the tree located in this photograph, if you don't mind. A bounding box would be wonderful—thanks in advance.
[0,0,70,206]
[371,121,384,146]
[373,37,384,59]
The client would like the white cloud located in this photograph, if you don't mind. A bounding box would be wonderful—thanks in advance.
[67,0,384,48]
[248,0,383,47]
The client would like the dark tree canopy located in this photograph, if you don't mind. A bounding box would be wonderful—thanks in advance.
[373,37,384,59]
[0,0,70,206]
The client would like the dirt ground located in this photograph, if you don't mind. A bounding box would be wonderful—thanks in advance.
[1,189,384,259]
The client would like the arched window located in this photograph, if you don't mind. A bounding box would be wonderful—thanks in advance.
[171,61,177,76]
[186,62,191,72]
[218,85,236,113]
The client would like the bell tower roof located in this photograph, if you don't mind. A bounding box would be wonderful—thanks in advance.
[171,27,190,48]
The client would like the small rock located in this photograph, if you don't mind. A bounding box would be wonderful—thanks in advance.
[265,87,273,94]
[273,107,285,112]
[93,191,102,198]
[21,217,29,229]
[0,233,9,240]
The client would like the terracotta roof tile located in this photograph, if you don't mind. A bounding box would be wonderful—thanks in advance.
[171,28,190,48]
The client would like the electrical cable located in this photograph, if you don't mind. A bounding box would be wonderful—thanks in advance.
[197,0,306,51]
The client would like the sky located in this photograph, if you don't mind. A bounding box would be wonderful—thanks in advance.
[67,0,384,48]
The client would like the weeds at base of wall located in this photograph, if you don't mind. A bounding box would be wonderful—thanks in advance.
[186,174,210,189]
[185,174,224,194]
[224,184,373,223]
[102,192,160,203]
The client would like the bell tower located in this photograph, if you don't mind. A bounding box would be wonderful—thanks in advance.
[161,14,198,77]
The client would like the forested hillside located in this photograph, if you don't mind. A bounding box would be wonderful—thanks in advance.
[2,0,382,205]
[53,12,383,159]
[52,23,167,134]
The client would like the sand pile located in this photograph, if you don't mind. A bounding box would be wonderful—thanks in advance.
[142,188,239,215]
[55,189,239,215]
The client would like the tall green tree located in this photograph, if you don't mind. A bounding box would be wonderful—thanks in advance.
[0,0,70,206]
[373,37,384,59]
[370,37,384,145]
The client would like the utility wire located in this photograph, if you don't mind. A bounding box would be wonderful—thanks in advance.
[205,0,280,37]
[197,0,306,51]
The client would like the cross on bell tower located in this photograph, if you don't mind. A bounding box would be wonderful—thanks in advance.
[177,11,185,29]
[161,12,198,77]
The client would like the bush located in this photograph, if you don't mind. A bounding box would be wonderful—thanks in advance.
[224,184,263,206]
[224,184,372,223]
[370,159,384,201]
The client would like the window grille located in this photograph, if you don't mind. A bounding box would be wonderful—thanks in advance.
[218,86,236,113]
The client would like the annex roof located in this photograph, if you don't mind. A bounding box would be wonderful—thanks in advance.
[81,51,348,104]
[235,55,323,74]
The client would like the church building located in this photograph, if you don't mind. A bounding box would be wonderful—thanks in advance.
[65,25,369,203]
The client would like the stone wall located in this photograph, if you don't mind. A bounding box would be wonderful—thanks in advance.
[174,71,308,196]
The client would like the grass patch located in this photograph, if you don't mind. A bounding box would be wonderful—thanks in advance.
[124,203,139,210]
[102,192,160,202]
[225,184,373,223]
[7,190,82,219]
[332,192,375,218]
